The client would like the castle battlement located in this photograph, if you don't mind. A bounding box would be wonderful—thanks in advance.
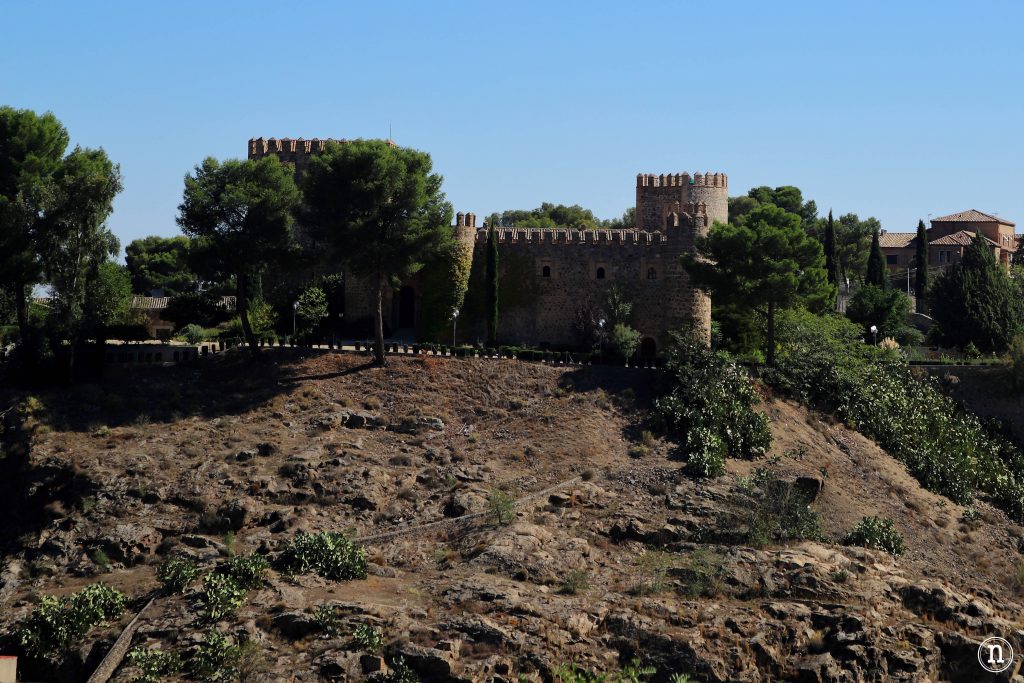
[473,227,668,246]
[636,172,727,188]
[248,137,397,159]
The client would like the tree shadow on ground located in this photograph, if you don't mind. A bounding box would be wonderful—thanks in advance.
[22,348,380,433]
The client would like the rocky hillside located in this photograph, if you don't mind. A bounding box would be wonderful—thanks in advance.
[2,351,1024,682]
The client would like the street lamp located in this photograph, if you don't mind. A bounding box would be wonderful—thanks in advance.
[292,300,299,339]
[452,308,460,347]
[870,324,878,346]
[598,318,606,358]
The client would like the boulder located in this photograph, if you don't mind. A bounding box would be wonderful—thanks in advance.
[272,611,319,639]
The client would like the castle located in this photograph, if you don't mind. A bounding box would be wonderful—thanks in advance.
[249,138,723,354]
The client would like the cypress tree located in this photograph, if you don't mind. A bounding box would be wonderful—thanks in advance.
[914,219,928,313]
[485,224,499,345]
[930,230,1022,352]
[824,209,839,287]
[865,227,887,288]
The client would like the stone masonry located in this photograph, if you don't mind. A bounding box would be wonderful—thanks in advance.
[249,137,722,353]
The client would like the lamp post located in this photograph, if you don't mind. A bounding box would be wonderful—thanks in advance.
[292,301,299,339]
[452,308,460,347]
[598,318,606,359]
[870,324,878,346]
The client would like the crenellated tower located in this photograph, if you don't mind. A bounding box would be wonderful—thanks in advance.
[635,172,728,232]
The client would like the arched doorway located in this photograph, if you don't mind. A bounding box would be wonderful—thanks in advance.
[640,337,657,362]
[398,285,416,329]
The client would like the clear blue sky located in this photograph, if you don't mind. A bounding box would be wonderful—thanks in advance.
[3,1,1022,252]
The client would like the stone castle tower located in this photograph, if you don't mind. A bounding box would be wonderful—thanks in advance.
[248,137,719,351]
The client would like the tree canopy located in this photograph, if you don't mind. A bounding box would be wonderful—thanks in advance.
[177,155,300,353]
[683,203,830,366]
[929,231,1023,352]
[303,140,452,364]
[125,235,196,296]
[485,203,633,230]
[0,106,70,340]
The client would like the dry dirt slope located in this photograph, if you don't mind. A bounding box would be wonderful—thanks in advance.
[2,351,1024,682]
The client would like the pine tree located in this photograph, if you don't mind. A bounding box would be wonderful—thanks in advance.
[865,227,887,288]
[914,219,928,313]
[485,224,499,346]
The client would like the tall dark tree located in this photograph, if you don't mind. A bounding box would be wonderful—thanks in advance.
[125,235,196,296]
[865,227,887,287]
[177,156,300,354]
[485,224,499,345]
[824,209,839,288]
[914,219,929,313]
[36,147,123,370]
[930,231,1023,352]
[0,106,69,343]
[303,140,452,365]
[682,204,831,366]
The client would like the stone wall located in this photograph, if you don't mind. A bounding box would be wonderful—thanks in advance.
[246,134,717,352]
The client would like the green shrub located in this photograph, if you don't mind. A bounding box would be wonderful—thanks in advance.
[487,488,516,525]
[715,467,822,548]
[683,427,726,478]
[281,531,368,581]
[157,557,200,594]
[312,604,342,636]
[560,569,590,595]
[766,308,1024,519]
[177,323,207,345]
[554,659,657,683]
[632,550,673,595]
[844,516,905,555]
[20,583,127,658]
[191,630,241,681]
[202,572,246,621]
[383,655,419,683]
[610,323,642,361]
[127,647,183,683]
[675,550,726,598]
[226,553,269,589]
[653,336,771,478]
[352,623,384,653]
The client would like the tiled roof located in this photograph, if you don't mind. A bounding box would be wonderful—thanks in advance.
[130,295,237,311]
[930,230,1000,247]
[878,232,916,249]
[931,209,1015,227]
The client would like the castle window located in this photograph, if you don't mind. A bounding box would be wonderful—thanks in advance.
[885,255,897,265]
[596,267,606,280]
[542,265,551,278]
[647,266,657,280]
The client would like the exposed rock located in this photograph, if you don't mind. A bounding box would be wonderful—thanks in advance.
[272,611,319,639]
[91,523,161,565]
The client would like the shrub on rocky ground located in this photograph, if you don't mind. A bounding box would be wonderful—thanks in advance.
[191,629,241,682]
[554,659,658,683]
[653,336,771,478]
[844,516,906,556]
[225,552,269,589]
[352,623,384,653]
[127,647,183,683]
[765,308,1024,521]
[487,489,515,525]
[19,583,127,658]
[157,556,200,594]
[715,466,822,548]
[281,531,368,581]
[202,572,246,621]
